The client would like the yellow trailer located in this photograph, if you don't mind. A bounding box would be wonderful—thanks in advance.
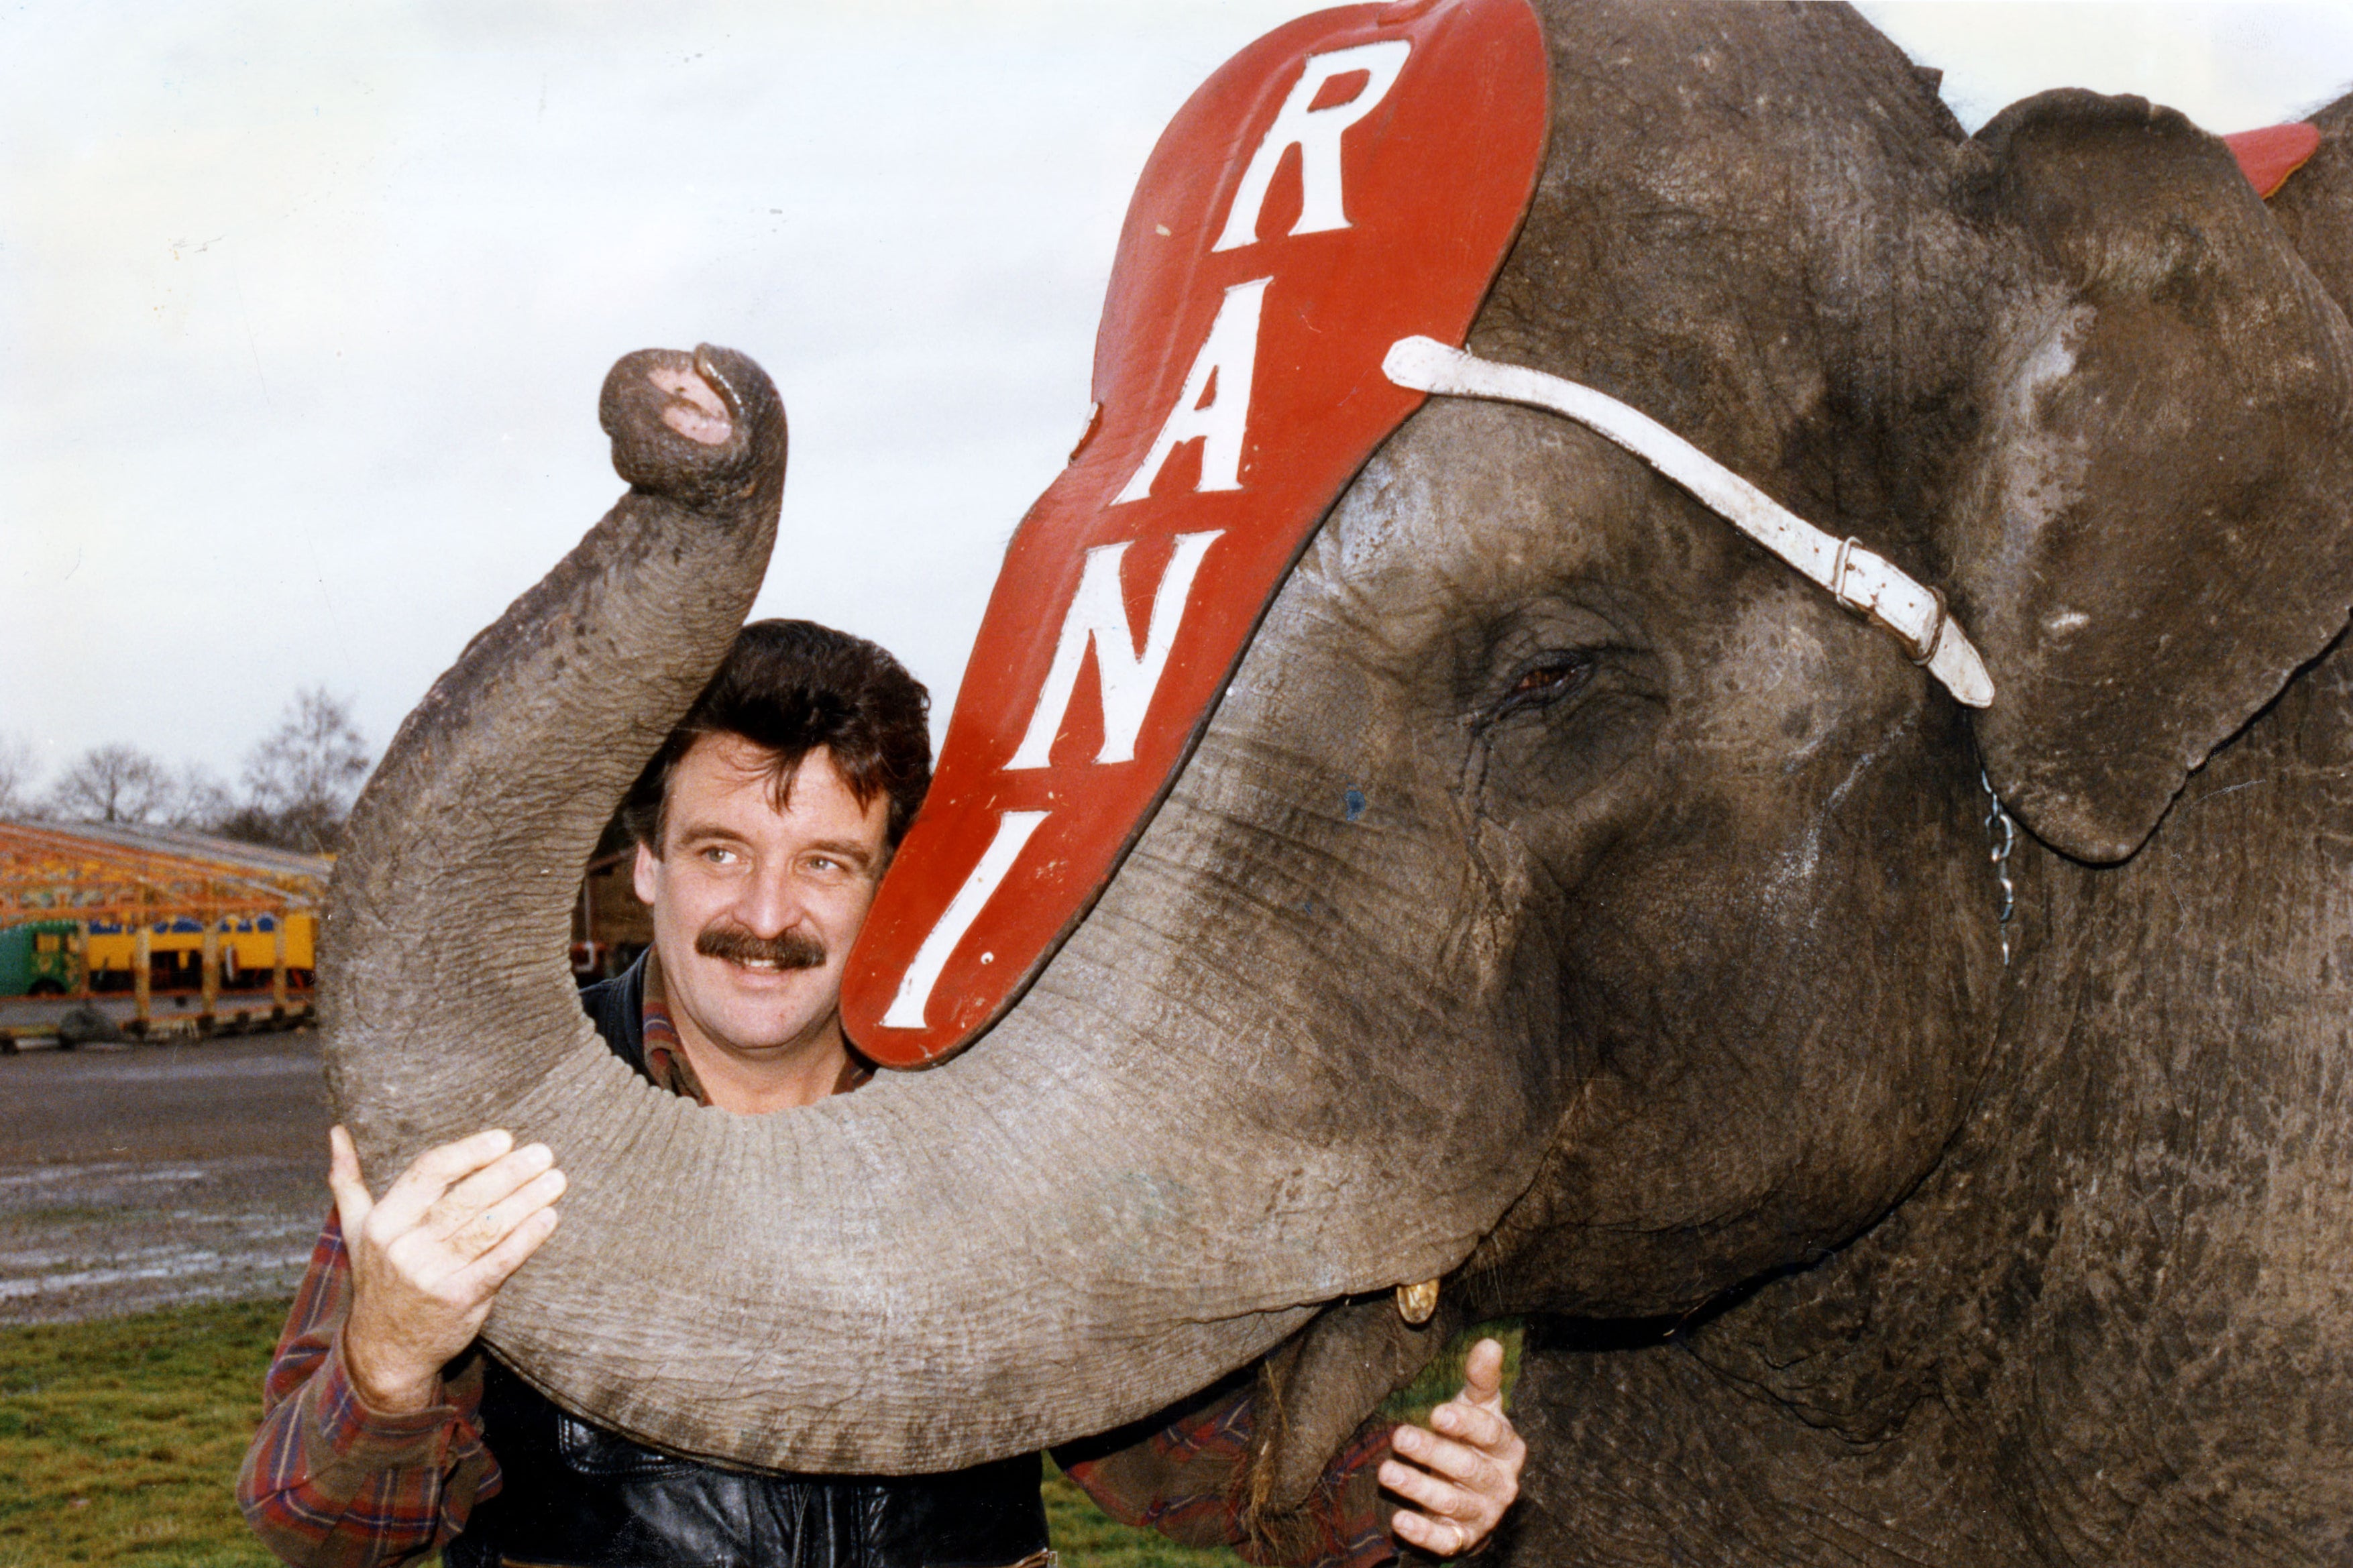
[83,911,317,991]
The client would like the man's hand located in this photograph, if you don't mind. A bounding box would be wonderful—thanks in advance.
[327,1125,567,1416]
[1380,1337,1526,1557]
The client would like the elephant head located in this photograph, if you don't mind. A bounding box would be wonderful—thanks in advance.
[325,1,2353,1550]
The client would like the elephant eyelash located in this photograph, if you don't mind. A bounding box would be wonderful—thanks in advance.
[1491,651,1597,720]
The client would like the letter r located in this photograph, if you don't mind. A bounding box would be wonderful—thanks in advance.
[1212,39,1412,253]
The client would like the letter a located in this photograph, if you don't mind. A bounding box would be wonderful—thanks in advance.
[1113,278,1270,505]
[1006,530,1223,771]
[1212,39,1411,253]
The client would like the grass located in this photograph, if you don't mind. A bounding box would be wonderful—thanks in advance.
[1382,1320,1523,1429]
[0,1299,286,1568]
[0,1300,1513,1568]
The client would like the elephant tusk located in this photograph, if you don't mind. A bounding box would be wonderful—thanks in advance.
[1396,1278,1441,1325]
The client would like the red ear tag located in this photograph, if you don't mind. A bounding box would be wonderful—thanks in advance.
[2225,122,2321,200]
[841,0,1550,1067]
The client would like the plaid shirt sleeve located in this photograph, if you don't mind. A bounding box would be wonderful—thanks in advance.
[235,1209,500,1568]
[1058,1386,1395,1568]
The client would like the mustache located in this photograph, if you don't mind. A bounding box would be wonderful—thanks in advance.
[694,923,827,970]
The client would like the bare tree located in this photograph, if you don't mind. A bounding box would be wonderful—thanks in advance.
[0,734,38,819]
[227,688,374,853]
[169,763,237,832]
[48,743,176,825]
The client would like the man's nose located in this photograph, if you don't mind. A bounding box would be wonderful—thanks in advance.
[732,862,808,938]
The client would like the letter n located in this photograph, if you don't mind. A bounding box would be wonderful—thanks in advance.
[1006,530,1223,770]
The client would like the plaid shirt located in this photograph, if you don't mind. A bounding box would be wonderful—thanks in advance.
[1058,1386,1395,1568]
[238,960,1390,1568]
[237,1209,493,1567]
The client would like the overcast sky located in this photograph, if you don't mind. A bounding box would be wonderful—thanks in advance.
[5,1,2350,786]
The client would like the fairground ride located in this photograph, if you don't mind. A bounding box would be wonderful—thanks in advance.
[0,819,331,1042]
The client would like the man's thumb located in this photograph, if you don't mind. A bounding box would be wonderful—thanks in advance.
[1462,1337,1506,1404]
[326,1126,374,1231]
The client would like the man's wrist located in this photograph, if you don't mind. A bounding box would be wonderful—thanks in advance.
[309,1329,468,1473]
[336,1332,442,1418]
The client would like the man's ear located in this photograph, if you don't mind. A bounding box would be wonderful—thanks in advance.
[632,840,661,906]
[1943,91,2353,862]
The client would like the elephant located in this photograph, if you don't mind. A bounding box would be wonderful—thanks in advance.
[322,3,2353,1564]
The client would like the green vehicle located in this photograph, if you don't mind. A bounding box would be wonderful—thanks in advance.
[0,919,85,997]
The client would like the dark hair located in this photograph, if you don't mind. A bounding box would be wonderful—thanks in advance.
[620,620,932,856]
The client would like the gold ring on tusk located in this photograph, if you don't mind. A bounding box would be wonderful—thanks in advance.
[1396,1278,1440,1325]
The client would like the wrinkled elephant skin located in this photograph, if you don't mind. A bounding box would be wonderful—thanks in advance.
[325,5,2353,1564]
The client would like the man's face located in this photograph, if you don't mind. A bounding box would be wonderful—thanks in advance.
[633,734,890,1062]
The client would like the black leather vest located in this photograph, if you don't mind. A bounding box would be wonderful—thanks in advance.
[442,959,1051,1568]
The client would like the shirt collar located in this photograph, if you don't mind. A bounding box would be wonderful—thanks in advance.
[639,946,872,1107]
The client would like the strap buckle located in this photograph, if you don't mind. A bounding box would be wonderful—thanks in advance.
[1829,535,1948,667]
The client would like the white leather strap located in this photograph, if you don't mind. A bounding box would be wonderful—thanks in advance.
[1382,336,1993,709]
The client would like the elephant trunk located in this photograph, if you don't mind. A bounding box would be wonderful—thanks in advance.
[325,344,784,1167]
[323,348,1549,1471]
[465,808,1521,1471]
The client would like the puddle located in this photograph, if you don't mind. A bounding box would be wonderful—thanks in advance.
[0,1243,315,1300]
[0,1034,331,1322]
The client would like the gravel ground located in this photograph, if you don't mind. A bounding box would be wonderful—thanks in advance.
[0,989,307,1043]
[0,1031,331,1323]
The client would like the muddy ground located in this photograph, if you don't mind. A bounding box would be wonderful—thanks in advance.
[0,1031,331,1323]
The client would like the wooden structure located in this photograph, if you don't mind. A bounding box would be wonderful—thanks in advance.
[573,844,652,982]
[0,818,331,1040]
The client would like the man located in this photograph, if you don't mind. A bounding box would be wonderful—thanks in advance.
[241,620,1525,1568]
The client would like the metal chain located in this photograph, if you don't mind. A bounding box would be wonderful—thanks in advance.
[1979,769,2015,966]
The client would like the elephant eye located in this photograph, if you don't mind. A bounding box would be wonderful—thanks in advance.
[1494,651,1595,718]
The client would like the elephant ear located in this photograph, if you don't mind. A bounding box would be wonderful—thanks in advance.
[1947,91,2353,862]
[2268,93,2353,316]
